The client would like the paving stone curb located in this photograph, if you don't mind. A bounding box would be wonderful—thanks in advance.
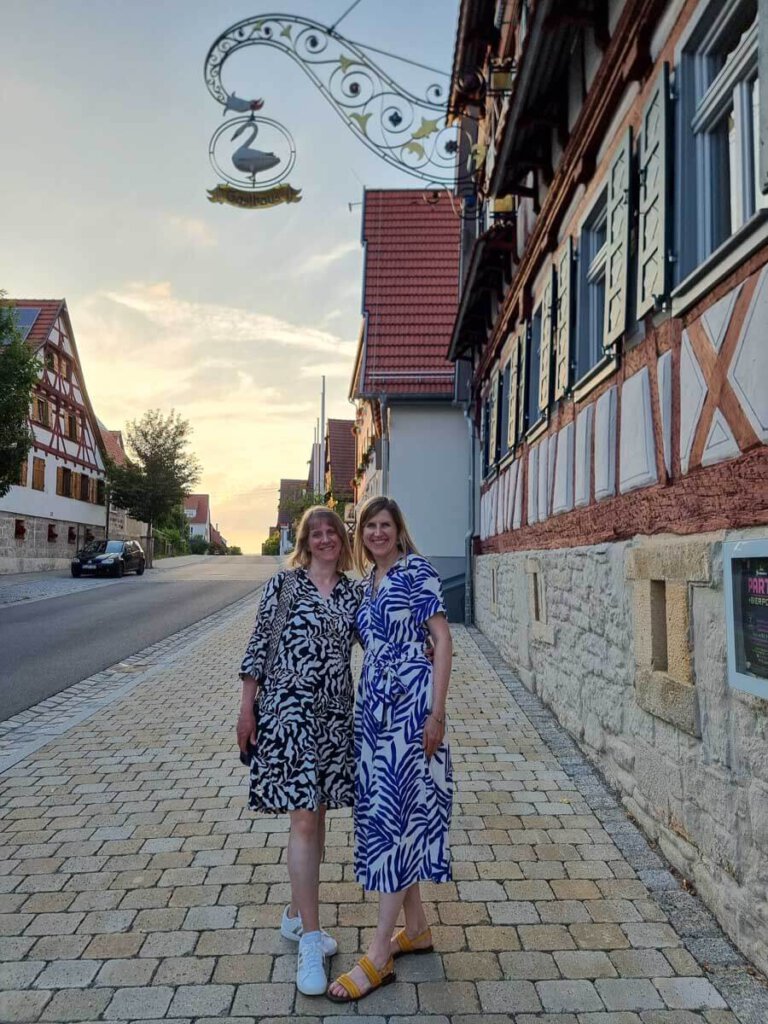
[469,625,768,1024]
[0,586,264,775]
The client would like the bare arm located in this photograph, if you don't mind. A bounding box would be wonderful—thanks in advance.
[423,613,452,758]
[236,677,259,754]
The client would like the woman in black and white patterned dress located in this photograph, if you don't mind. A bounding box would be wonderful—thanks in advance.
[237,506,360,996]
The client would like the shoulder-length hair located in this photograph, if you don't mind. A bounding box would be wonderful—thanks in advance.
[353,496,419,575]
[288,506,353,572]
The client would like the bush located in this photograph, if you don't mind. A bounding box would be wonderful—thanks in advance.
[261,534,280,555]
[228,546,242,556]
[189,536,210,555]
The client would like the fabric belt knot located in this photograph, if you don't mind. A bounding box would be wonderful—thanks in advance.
[367,642,424,725]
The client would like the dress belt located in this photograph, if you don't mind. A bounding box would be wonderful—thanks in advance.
[366,642,427,725]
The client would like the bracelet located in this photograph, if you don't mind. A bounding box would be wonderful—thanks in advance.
[429,711,445,725]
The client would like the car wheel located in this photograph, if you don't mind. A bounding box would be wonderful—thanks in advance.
[71,567,81,578]
[117,562,125,578]
[136,561,145,576]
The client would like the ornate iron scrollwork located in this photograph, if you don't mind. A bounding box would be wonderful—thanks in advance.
[204,13,466,187]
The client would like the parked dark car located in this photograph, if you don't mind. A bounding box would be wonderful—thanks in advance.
[71,539,145,578]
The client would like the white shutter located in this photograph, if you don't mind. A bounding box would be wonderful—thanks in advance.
[604,128,633,346]
[637,65,671,317]
[517,321,528,440]
[508,334,519,449]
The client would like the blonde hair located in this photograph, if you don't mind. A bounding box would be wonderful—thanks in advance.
[354,496,419,575]
[289,506,353,572]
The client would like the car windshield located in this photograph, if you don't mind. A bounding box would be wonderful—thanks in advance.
[81,540,123,556]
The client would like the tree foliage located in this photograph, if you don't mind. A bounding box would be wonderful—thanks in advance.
[0,296,41,498]
[107,410,200,537]
[228,546,243,556]
[188,535,210,555]
[261,533,280,555]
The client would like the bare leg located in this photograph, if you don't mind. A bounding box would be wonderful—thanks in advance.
[328,890,404,998]
[287,809,321,934]
[288,805,326,921]
[387,882,430,955]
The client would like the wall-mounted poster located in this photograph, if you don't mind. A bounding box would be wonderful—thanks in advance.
[724,539,768,700]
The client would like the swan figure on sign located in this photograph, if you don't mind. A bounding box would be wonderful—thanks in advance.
[231,120,280,176]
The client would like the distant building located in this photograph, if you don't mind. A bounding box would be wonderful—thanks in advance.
[209,523,228,553]
[96,421,148,544]
[324,418,355,505]
[349,189,471,617]
[184,494,211,544]
[276,478,307,554]
[0,300,108,574]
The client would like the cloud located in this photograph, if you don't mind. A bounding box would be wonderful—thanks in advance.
[300,240,358,274]
[299,361,354,380]
[102,282,356,357]
[164,215,218,249]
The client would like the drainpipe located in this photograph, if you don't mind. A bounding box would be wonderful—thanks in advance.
[380,395,389,496]
[464,405,476,626]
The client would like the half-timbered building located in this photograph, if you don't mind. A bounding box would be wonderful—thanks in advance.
[450,0,768,974]
[0,300,107,573]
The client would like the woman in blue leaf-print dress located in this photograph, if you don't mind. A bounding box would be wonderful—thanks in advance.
[328,497,453,1004]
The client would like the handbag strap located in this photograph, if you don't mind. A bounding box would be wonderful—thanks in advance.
[264,568,299,678]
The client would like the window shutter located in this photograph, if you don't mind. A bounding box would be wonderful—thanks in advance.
[761,0,768,194]
[604,128,633,346]
[538,267,555,413]
[508,334,519,449]
[554,238,574,399]
[489,369,499,464]
[637,65,670,317]
[56,466,64,495]
[517,322,528,440]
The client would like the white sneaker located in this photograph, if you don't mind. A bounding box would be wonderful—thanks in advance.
[281,906,338,956]
[296,931,327,996]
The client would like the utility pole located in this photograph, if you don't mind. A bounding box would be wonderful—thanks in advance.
[319,375,326,499]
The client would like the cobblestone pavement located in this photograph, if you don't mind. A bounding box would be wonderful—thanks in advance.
[0,596,766,1024]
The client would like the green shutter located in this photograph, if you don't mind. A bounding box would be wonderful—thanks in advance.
[517,322,528,440]
[508,336,519,449]
[554,237,573,399]
[637,65,670,317]
[538,267,554,413]
[604,128,632,346]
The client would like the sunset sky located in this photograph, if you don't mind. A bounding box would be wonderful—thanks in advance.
[0,0,458,551]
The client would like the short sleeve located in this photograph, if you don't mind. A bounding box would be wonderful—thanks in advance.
[409,556,446,626]
[239,571,284,681]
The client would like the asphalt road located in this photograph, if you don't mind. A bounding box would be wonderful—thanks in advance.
[0,556,279,721]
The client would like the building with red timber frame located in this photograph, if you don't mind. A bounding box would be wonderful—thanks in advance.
[449,0,768,974]
[349,189,472,620]
[0,300,109,573]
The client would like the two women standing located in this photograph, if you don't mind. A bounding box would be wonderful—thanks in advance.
[237,497,453,1001]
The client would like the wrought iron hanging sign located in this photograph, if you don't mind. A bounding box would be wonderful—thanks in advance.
[204,12,466,209]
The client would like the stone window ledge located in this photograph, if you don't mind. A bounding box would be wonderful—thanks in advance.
[531,621,554,644]
[635,667,701,737]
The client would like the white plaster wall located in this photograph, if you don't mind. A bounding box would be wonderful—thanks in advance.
[387,404,470,558]
[0,458,106,529]
[475,532,768,977]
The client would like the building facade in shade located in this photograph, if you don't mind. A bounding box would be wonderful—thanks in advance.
[0,300,108,573]
[350,189,473,618]
[450,0,768,973]
[323,418,355,506]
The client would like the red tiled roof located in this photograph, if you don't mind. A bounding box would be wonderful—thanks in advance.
[4,299,63,351]
[98,425,127,466]
[355,189,460,397]
[210,525,227,548]
[325,419,355,498]
[184,493,210,525]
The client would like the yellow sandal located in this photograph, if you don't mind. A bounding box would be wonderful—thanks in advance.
[392,926,434,959]
[326,954,396,1003]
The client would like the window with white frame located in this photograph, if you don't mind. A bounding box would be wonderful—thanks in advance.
[677,0,765,279]
[575,190,608,381]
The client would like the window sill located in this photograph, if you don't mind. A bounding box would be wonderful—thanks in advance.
[526,416,548,444]
[531,620,554,645]
[499,450,516,472]
[671,210,768,318]
[572,354,618,403]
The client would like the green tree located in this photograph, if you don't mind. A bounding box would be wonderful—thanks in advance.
[261,533,280,555]
[189,535,210,555]
[228,545,243,556]
[0,297,41,498]
[107,409,200,567]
